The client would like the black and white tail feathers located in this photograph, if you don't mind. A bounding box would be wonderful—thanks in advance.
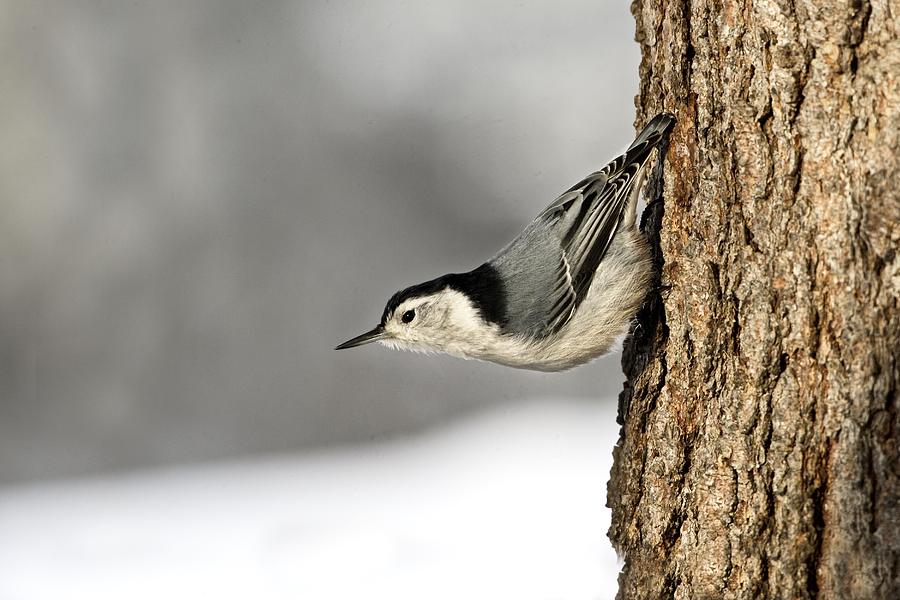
[627,112,676,156]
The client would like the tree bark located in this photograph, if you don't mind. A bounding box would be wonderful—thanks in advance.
[609,1,900,598]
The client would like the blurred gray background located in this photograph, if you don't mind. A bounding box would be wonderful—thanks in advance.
[0,1,639,484]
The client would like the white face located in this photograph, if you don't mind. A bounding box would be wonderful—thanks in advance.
[380,288,489,355]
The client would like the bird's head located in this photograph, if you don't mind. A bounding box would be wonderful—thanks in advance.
[336,273,500,356]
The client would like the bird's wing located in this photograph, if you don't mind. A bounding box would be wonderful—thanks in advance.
[538,169,630,332]
[537,115,673,333]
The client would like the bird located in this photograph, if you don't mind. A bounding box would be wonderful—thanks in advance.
[336,113,675,372]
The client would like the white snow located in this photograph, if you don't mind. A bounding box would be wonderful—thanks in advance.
[0,399,622,600]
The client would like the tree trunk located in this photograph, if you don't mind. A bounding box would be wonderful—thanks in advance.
[609,1,900,598]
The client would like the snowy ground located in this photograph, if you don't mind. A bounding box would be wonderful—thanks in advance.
[0,399,622,600]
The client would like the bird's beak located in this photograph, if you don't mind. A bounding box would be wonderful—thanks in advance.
[335,325,389,350]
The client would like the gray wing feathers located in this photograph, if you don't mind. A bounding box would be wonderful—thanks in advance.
[544,247,577,332]
[561,161,637,301]
[490,222,575,337]
[494,113,674,338]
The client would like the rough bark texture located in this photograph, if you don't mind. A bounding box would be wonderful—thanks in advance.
[609,1,900,598]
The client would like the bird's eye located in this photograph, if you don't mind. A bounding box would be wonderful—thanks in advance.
[401,309,416,323]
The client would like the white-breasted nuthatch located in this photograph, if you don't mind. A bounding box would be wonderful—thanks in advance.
[336,113,675,371]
